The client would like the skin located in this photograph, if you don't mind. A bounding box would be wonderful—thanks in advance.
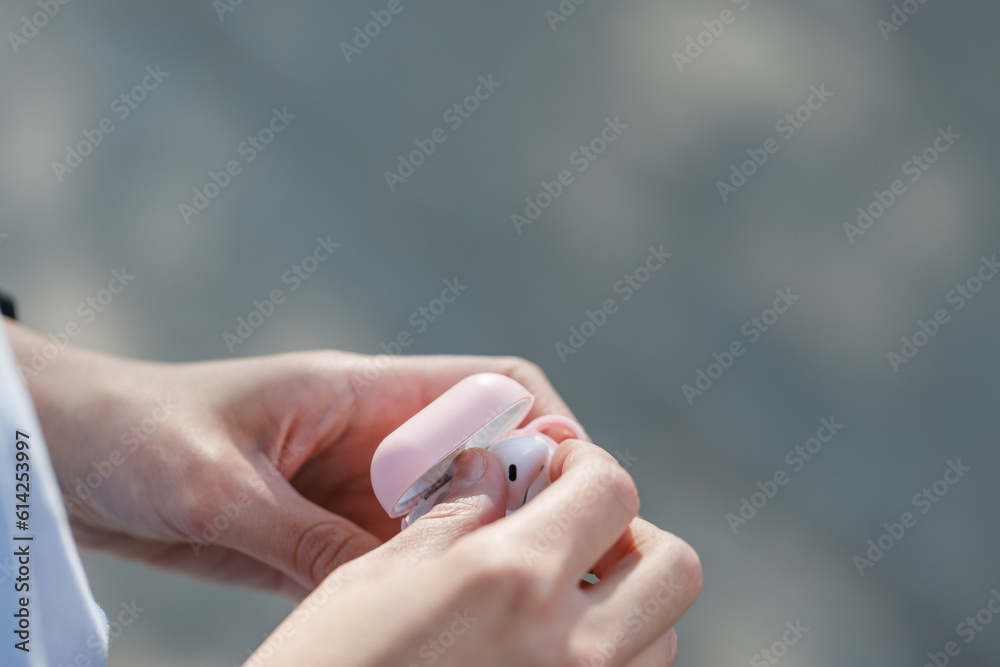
[249,445,703,666]
[5,318,702,665]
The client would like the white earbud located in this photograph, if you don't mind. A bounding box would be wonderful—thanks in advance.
[400,434,556,528]
[486,434,556,512]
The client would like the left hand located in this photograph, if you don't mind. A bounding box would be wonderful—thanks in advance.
[9,319,575,598]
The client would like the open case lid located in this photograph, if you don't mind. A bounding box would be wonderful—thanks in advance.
[370,373,534,518]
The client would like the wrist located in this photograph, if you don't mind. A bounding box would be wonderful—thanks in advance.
[4,319,120,484]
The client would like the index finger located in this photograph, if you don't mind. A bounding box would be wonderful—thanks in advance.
[501,439,639,586]
[381,354,577,423]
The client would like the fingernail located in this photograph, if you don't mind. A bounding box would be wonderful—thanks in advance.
[450,450,485,491]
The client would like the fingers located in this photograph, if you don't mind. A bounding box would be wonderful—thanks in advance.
[488,356,576,421]
[384,449,507,559]
[207,471,382,591]
[494,440,698,666]
[502,439,639,586]
[375,354,577,422]
[578,520,701,666]
[70,520,310,599]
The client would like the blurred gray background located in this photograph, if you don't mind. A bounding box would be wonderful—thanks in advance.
[2,0,999,664]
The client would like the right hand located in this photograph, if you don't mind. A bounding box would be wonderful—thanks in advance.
[246,439,702,667]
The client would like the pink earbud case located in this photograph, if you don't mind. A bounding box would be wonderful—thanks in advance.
[370,373,587,528]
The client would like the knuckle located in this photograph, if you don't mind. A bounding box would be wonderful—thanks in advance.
[646,531,702,608]
[451,539,551,614]
[673,538,704,604]
[501,356,547,383]
[459,542,531,591]
[294,523,365,587]
[593,459,640,519]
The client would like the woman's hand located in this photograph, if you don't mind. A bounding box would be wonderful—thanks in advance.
[248,440,702,667]
[7,319,576,597]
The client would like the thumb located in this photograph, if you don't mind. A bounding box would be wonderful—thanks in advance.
[213,474,382,593]
[391,449,507,555]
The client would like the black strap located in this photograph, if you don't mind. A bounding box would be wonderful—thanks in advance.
[0,292,16,320]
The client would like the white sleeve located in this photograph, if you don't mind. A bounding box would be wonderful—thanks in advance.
[0,323,108,666]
